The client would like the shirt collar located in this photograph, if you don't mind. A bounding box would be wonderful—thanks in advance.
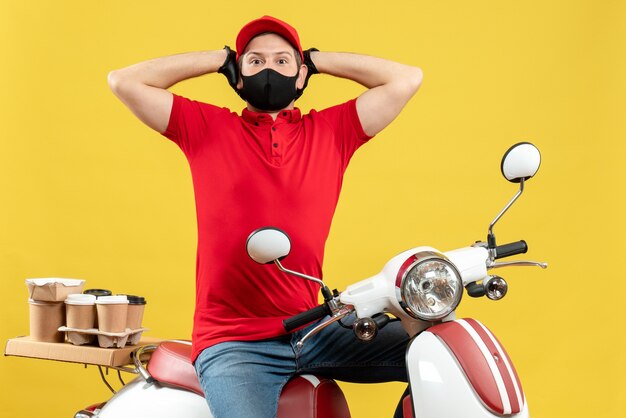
[241,108,302,125]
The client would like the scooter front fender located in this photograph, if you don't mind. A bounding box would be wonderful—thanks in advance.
[406,318,528,418]
[97,376,212,418]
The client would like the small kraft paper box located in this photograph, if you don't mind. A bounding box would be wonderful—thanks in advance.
[26,278,85,302]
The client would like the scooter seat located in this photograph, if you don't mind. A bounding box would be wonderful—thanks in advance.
[278,374,351,418]
[147,341,351,418]
[147,340,204,395]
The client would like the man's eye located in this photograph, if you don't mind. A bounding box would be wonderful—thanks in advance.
[277,59,288,64]
[250,59,263,65]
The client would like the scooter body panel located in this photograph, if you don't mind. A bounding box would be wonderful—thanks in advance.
[97,376,212,418]
[406,319,529,418]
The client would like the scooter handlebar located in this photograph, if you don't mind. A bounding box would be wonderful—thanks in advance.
[495,240,528,259]
[283,304,330,332]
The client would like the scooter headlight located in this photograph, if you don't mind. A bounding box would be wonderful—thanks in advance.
[396,251,463,321]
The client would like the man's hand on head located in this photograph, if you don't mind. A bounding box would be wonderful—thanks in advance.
[295,48,319,100]
[218,45,239,93]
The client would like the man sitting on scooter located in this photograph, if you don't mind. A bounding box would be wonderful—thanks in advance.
[108,15,423,418]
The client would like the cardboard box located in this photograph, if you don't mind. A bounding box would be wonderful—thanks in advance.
[26,278,85,302]
[4,336,163,367]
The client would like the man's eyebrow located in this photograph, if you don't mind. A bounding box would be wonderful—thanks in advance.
[245,50,294,58]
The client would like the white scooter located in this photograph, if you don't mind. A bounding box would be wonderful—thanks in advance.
[76,142,546,418]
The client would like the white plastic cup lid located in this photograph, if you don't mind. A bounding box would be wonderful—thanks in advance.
[95,295,129,305]
[65,294,97,305]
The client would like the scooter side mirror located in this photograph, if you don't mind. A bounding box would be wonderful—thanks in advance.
[488,142,542,250]
[246,227,291,265]
[500,142,541,183]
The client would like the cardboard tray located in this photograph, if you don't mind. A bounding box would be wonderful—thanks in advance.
[4,336,163,367]
[59,326,148,348]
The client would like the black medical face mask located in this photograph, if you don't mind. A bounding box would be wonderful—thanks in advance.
[240,68,299,111]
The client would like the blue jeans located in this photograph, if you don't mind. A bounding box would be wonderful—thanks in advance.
[194,316,409,418]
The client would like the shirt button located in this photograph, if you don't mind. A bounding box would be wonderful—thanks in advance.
[272,127,277,131]
[255,122,259,126]
[282,112,287,116]
[273,143,278,148]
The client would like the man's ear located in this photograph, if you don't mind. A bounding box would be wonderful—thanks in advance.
[236,77,243,90]
[296,64,308,90]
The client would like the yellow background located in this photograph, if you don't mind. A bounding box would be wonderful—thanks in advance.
[1,1,625,417]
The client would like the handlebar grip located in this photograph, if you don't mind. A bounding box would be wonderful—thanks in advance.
[495,240,528,259]
[283,304,330,332]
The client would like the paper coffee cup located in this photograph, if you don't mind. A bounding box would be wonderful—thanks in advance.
[29,299,65,342]
[83,289,112,327]
[123,295,146,330]
[65,294,97,329]
[96,295,129,333]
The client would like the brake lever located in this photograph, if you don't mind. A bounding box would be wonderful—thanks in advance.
[295,305,354,350]
[488,260,548,269]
